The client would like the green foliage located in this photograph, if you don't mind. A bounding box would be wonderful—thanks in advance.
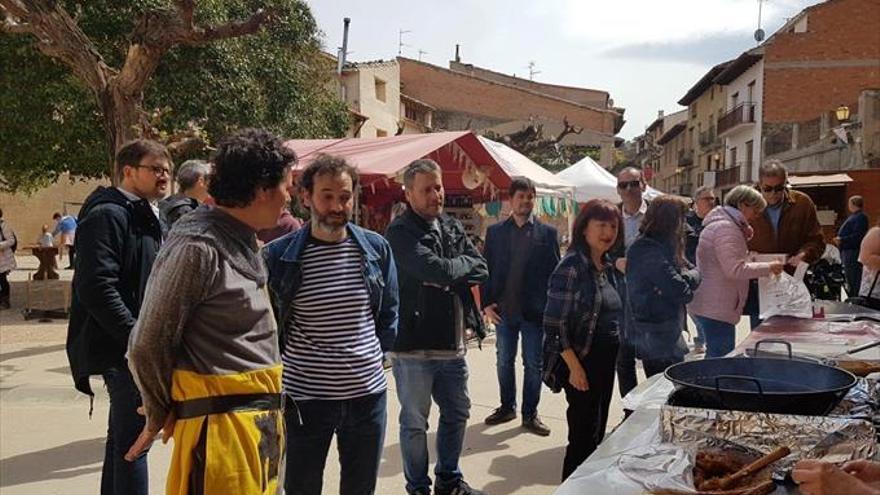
[0,0,349,193]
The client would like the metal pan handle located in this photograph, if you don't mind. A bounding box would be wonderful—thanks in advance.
[714,374,765,396]
[753,339,793,360]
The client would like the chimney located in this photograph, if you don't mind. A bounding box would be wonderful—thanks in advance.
[455,44,461,63]
[657,109,664,119]
[337,17,351,76]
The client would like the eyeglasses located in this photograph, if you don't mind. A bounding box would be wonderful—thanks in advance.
[617,180,641,190]
[136,165,172,177]
[760,184,786,193]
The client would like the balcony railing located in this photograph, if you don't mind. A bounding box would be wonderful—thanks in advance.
[678,149,694,167]
[715,165,742,188]
[699,127,719,147]
[718,102,756,136]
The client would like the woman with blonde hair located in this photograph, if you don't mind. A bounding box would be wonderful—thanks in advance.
[688,185,784,357]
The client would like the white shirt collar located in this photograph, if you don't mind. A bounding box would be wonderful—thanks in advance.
[622,199,648,219]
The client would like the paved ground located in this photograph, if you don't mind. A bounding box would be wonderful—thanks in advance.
[0,255,749,495]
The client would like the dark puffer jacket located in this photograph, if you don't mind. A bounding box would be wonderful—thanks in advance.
[625,235,700,360]
[66,187,163,396]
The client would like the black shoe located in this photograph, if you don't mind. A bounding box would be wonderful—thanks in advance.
[435,480,486,495]
[410,489,431,495]
[484,407,516,425]
[522,416,551,436]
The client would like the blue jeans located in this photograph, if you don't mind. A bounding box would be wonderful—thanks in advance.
[284,391,387,495]
[101,366,149,495]
[495,316,543,418]
[694,315,737,358]
[392,357,471,494]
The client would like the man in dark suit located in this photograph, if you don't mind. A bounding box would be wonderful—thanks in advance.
[482,178,560,436]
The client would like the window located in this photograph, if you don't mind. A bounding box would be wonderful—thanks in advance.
[745,140,754,178]
[374,77,387,103]
[730,147,738,167]
[691,103,697,118]
[793,15,808,33]
[376,129,388,138]
[747,81,755,104]
[731,92,739,108]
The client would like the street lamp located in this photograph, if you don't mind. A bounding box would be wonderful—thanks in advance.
[835,104,850,123]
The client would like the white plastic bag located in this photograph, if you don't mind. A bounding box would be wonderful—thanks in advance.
[759,271,813,320]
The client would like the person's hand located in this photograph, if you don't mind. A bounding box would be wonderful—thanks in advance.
[124,407,176,462]
[792,459,879,495]
[567,361,589,392]
[843,460,880,484]
[615,258,627,274]
[483,304,502,325]
[788,252,806,267]
[768,260,785,276]
[833,237,842,246]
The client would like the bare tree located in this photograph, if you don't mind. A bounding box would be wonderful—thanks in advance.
[1,0,275,178]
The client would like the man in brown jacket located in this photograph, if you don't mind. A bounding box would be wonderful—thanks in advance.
[744,159,824,327]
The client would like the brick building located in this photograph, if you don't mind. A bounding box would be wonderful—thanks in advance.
[397,56,623,166]
[757,0,880,236]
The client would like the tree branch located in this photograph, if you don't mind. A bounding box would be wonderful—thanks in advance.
[187,8,271,45]
[174,0,195,29]
[117,4,274,97]
[0,0,112,94]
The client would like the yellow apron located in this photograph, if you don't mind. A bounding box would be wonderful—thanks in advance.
[165,365,284,495]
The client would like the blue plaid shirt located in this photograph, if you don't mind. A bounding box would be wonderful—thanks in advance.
[543,249,617,356]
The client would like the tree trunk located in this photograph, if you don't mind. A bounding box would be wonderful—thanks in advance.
[99,83,145,184]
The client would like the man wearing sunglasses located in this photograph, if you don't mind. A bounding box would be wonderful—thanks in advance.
[610,167,649,399]
[744,159,824,328]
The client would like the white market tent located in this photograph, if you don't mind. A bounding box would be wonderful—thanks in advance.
[554,155,664,203]
[478,136,575,194]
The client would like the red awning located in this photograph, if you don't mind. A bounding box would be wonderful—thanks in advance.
[284,131,511,197]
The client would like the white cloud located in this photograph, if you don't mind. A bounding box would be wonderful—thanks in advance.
[558,0,819,45]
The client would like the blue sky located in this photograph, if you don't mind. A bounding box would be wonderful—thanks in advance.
[306,0,818,139]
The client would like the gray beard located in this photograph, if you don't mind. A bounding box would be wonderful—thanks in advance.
[312,217,347,236]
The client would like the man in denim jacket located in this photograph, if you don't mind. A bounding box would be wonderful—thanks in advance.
[263,154,398,495]
[385,159,489,495]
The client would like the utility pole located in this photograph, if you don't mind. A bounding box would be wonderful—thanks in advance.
[527,61,541,81]
[398,29,411,56]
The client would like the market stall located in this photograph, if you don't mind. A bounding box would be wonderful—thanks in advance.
[556,301,880,495]
[554,155,664,204]
[477,136,578,242]
[285,131,511,233]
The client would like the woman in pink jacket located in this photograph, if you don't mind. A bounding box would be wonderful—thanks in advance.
[688,185,784,357]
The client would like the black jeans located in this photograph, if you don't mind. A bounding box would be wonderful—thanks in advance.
[285,391,387,495]
[101,366,149,495]
[562,336,620,482]
[615,339,638,399]
[0,271,9,304]
[842,250,863,297]
[642,355,683,378]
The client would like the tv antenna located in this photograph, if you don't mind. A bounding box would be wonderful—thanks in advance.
[418,49,428,61]
[527,61,541,80]
[398,29,412,56]
[754,0,766,42]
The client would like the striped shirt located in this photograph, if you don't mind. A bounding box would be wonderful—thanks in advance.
[282,237,386,401]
